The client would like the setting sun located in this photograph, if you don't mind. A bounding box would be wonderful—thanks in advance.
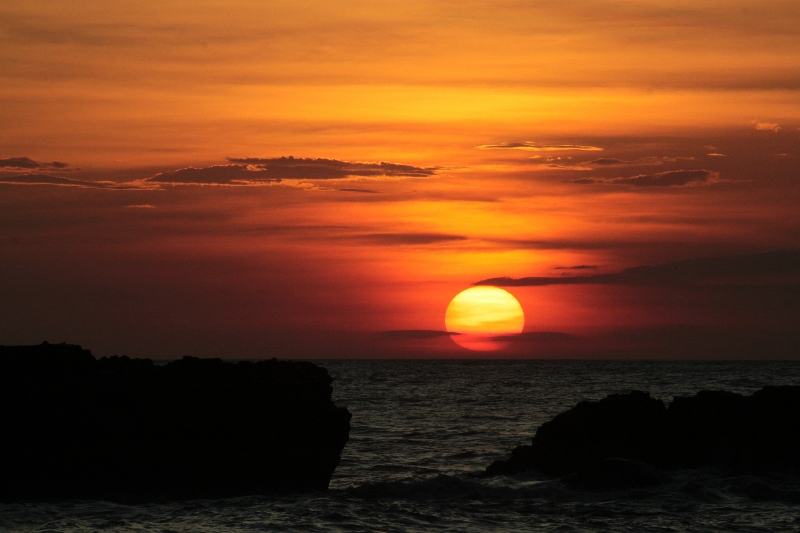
[445,286,525,351]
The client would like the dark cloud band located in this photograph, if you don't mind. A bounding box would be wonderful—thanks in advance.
[380,330,459,339]
[353,233,467,246]
[0,174,144,189]
[147,157,438,185]
[491,331,577,342]
[0,157,68,169]
[478,142,603,151]
[572,169,719,187]
[476,250,800,288]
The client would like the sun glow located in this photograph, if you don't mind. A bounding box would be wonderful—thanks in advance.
[445,286,524,351]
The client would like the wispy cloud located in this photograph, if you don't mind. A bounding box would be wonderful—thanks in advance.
[0,173,151,189]
[587,158,625,165]
[0,156,438,190]
[585,156,693,167]
[571,169,720,187]
[520,156,594,170]
[477,142,603,152]
[380,330,459,339]
[351,233,468,246]
[475,250,800,288]
[147,165,278,185]
[755,122,781,132]
[529,163,595,171]
[228,157,437,178]
[339,188,380,193]
[147,157,438,186]
[0,157,68,170]
[492,331,577,342]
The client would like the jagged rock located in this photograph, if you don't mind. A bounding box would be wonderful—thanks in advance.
[487,390,666,477]
[0,342,351,501]
[562,458,672,491]
[486,386,800,479]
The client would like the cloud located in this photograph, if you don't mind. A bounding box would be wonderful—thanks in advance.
[755,122,781,132]
[532,163,595,171]
[477,142,603,152]
[0,156,436,191]
[587,158,625,165]
[0,173,148,189]
[585,156,693,167]
[612,170,719,187]
[475,250,800,288]
[0,157,68,170]
[339,188,380,193]
[147,165,277,185]
[554,265,597,270]
[124,204,156,208]
[353,233,468,245]
[521,156,594,170]
[228,156,437,178]
[489,238,636,250]
[706,153,726,157]
[380,330,458,339]
[147,157,438,185]
[492,331,577,342]
[572,169,720,187]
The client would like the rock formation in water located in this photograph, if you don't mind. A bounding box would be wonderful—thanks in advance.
[561,458,672,491]
[0,342,351,501]
[486,386,800,485]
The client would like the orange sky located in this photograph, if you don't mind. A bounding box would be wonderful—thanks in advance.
[1,0,799,358]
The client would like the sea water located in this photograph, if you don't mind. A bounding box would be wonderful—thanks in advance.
[3,360,800,532]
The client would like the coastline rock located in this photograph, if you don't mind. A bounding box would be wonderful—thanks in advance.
[487,390,666,477]
[562,458,672,491]
[486,386,800,480]
[0,342,351,501]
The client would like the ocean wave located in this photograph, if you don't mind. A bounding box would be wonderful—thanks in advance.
[344,469,800,506]
[346,474,563,501]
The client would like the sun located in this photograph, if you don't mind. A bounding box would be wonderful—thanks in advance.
[445,286,524,351]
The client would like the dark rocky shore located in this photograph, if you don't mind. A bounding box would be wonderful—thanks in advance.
[487,386,800,489]
[0,342,351,501]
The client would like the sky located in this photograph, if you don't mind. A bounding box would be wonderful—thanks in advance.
[1,0,799,359]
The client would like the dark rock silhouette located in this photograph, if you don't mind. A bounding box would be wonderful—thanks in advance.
[0,342,351,501]
[486,390,667,477]
[487,386,800,484]
[562,458,672,491]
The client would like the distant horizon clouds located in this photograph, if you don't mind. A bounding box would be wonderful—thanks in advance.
[477,142,604,152]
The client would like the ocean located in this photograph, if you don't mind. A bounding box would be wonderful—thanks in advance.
[3,360,800,532]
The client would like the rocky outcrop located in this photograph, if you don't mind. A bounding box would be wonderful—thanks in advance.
[487,386,800,482]
[487,390,666,477]
[561,458,672,491]
[0,342,351,501]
